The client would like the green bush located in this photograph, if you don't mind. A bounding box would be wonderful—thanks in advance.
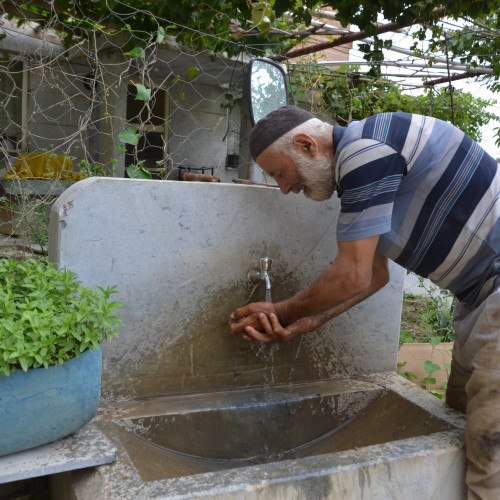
[0,258,123,376]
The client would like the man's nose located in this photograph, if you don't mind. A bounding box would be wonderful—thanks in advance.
[277,178,292,194]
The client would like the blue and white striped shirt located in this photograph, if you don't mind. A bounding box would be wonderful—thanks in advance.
[333,113,500,306]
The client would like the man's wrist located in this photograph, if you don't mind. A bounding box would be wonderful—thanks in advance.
[274,300,292,326]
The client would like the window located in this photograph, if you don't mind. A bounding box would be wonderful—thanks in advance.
[0,60,23,155]
[125,85,169,178]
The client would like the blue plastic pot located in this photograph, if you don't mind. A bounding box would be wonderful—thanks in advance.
[0,347,102,457]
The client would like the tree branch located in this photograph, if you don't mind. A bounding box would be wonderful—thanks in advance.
[276,6,447,62]
[423,71,485,86]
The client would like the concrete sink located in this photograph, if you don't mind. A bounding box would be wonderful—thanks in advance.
[64,373,469,499]
[105,378,455,482]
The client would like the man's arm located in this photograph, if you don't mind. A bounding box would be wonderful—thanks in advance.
[229,235,390,342]
[243,249,389,342]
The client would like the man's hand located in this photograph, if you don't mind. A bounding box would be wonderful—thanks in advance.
[240,313,320,343]
[229,302,279,341]
[230,302,323,343]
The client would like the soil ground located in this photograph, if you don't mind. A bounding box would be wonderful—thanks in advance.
[400,296,433,342]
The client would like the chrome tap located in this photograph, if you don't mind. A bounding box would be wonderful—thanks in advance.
[248,257,273,302]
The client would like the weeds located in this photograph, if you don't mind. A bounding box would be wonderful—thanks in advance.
[400,276,455,346]
[398,275,455,399]
[397,357,451,399]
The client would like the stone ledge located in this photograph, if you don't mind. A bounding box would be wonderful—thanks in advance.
[0,424,117,484]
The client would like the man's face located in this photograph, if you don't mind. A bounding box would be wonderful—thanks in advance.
[295,150,335,201]
[258,147,335,201]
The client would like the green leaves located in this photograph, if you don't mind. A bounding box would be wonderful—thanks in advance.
[126,164,152,179]
[156,26,166,44]
[118,126,140,146]
[423,360,441,375]
[422,360,442,388]
[186,66,199,81]
[134,83,151,101]
[0,258,123,376]
[124,47,146,60]
[251,1,276,35]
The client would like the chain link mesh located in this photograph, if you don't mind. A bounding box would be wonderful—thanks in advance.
[0,3,497,251]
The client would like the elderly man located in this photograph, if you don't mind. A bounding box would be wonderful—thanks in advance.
[229,105,500,499]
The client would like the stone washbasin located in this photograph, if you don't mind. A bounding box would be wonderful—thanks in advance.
[82,374,467,500]
[107,379,453,481]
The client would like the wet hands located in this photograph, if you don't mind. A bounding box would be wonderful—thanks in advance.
[229,302,313,343]
[229,302,280,343]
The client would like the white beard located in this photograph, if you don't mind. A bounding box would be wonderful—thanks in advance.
[297,154,335,201]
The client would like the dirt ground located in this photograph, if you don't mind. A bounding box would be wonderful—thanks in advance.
[400,296,433,341]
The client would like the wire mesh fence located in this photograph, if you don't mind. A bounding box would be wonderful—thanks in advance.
[0,11,250,179]
[0,4,258,246]
[0,3,497,249]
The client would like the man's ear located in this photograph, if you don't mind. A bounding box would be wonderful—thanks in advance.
[292,133,318,156]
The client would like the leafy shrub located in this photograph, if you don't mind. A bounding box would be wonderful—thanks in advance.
[0,258,123,375]
[400,284,455,346]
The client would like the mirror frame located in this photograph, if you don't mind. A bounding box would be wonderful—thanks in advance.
[248,58,289,126]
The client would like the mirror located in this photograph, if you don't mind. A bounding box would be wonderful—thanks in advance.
[248,58,289,126]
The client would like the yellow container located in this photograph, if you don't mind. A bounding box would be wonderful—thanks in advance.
[4,152,81,180]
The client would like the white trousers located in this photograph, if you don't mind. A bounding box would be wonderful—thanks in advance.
[447,288,500,500]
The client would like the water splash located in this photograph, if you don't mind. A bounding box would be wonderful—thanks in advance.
[250,342,280,387]
[288,334,304,385]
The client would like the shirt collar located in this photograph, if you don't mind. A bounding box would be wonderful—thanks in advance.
[333,126,346,197]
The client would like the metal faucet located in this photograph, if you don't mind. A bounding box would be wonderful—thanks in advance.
[248,257,273,302]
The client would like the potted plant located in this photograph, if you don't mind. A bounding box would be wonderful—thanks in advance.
[0,257,123,456]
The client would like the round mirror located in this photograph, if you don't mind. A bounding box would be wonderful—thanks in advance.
[249,58,289,126]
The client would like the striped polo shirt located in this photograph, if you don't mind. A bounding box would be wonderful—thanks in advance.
[333,112,500,306]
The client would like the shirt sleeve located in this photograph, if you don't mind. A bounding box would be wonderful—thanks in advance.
[335,139,407,242]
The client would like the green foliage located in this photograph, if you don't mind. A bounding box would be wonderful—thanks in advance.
[3,1,498,143]
[399,290,455,345]
[29,205,49,258]
[126,163,153,179]
[133,83,151,101]
[425,14,500,78]
[415,89,497,143]
[0,258,123,376]
[186,66,200,81]
[419,293,455,343]
[397,360,417,381]
[78,159,117,178]
[397,356,451,399]
[251,1,276,35]
[422,360,441,387]
[289,64,498,142]
[3,0,498,71]
[125,47,146,60]
[118,126,140,146]
[415,278,456,343]
[399,284,454,399]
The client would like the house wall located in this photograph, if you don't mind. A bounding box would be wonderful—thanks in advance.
[27,62,92,162]
[166,80,238,181]
[0,31,245,181]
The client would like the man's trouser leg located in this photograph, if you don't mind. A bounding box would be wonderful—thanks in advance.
[447,291,500,499]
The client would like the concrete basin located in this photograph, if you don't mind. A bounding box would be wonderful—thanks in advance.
[53,373,467,499]
[105,378,454,482]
